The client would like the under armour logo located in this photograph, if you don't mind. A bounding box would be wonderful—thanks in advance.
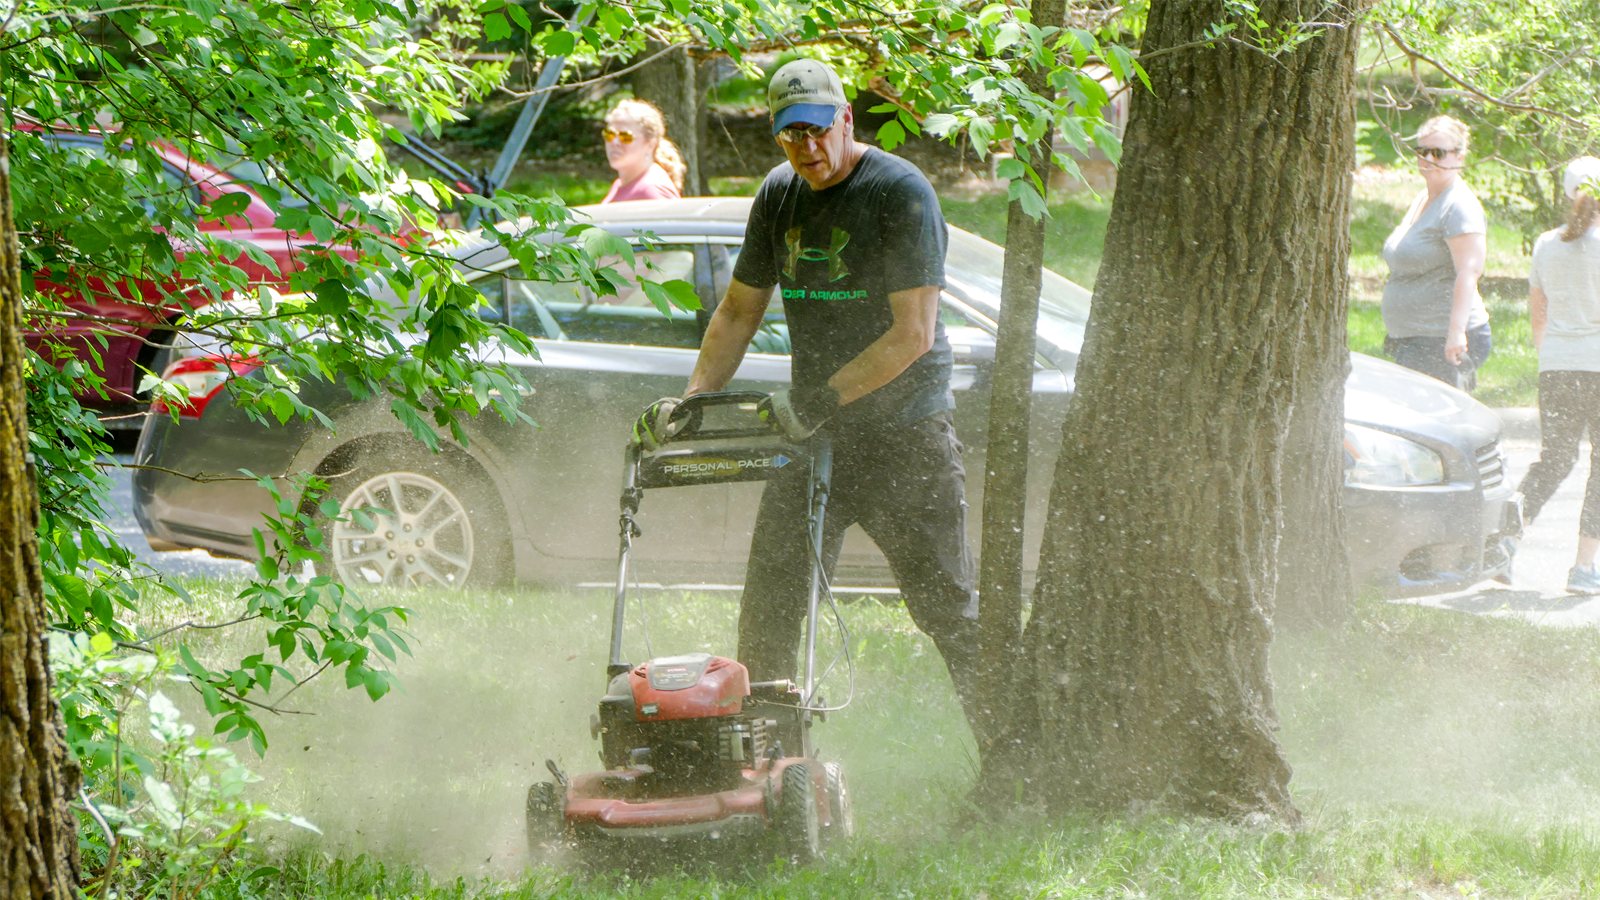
[783,226,850,283]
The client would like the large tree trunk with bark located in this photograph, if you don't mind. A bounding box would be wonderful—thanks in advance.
[0,133,80,900]
[1276,343,1353,629]
[633,44,704,195]
[1021,0,1356,820]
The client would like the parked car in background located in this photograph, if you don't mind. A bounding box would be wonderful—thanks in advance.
[25,131,319,427]
[131,197,1520,597]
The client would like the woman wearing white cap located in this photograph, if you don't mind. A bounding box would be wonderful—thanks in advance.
[1516,155,1600,594]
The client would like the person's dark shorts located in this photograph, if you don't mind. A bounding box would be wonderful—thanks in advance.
[1384,323,1492,391]
[736,411,979,694]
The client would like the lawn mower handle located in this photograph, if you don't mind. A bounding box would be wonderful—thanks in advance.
[663,390,776,443]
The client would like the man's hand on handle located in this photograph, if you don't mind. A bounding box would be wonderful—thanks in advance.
[632,397,684,451]
[758,385,841,441]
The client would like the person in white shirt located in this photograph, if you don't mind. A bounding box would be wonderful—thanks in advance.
[1517,156,1600,594]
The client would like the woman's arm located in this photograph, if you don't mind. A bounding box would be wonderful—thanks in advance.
[1529,284,1549,351]
[1444,231,1487,364]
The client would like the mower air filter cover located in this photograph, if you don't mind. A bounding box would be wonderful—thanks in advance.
[630,653,750,721]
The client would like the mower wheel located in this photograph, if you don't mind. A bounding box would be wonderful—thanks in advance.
[822,761,853,845]
[774,763,819,864]
[525,781,566,862]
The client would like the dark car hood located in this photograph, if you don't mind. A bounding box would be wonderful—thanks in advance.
[1345,352,1502,448]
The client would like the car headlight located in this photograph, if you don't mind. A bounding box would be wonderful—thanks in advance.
[1344,424,1445,487]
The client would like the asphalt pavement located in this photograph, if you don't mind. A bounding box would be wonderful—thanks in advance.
[104,420,1600,623]
[1411,426,1600,627]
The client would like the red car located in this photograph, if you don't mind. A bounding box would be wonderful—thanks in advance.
[26,131,324,427]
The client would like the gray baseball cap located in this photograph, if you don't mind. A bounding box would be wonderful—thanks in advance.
[768,59,848,135]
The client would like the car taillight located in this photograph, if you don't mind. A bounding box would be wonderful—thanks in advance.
[151,356,259,419]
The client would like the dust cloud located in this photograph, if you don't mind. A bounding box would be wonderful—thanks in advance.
[224,586,968,876]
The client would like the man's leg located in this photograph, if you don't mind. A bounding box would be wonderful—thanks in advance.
[853,413,982,727]
[1390,336,1465,388]
[736,453,854,683]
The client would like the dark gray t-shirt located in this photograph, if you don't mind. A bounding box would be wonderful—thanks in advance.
[1380,180,1489,338]
[735,148,953,430]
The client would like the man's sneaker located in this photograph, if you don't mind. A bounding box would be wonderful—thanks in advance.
[1566,565,1600,596]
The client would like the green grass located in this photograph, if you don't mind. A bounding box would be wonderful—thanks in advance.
[940,192,1113,289]
[136,582,1600,897]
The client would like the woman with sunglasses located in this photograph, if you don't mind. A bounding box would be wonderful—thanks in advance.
[1515,157,1600,594]
[600,99,685,203]
[1380,114,1491,390]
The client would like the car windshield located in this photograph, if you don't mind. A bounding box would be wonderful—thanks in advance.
[944,228,1091,354]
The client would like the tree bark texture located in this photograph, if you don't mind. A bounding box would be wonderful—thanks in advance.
[973,0,1063,796]
[1022,1,1356,820]
[1275,343,1353,630]
[632,44,703,195]
[0,132,80,900]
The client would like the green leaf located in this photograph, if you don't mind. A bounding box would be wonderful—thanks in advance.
[543,29,576,56]
[506,2,530,32]
[924,113,960,138]
[484,12,512,41]
[1007,179,1049,221]
[877,119,908,151]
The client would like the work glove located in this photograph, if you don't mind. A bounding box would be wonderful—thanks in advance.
[632,397,686,450]
[757,385,840,441]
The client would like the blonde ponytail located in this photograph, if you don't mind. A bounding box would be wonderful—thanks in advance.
[607,98,686,191]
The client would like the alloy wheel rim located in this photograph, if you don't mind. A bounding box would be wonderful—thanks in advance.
[332,471,474,588]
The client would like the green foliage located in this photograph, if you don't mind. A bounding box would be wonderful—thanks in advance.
[52,634,318,900]
[1371,1,1600,245]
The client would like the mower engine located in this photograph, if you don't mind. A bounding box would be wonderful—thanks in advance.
[593,653,790,798]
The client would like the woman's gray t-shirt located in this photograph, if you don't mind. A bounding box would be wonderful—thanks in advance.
[1380,180,1489,338]
[1529,225,1600,373]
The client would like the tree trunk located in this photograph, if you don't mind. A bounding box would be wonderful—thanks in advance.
[633,44,703,195]
[0,134,80,900]
[1276,346,1353,630]
[973,0,1063,800]
[1021,0,1356,820]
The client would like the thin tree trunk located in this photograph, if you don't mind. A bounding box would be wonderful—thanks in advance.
[973,0,1063,800]
[0,132,80,900]
[1022,0,1356,820]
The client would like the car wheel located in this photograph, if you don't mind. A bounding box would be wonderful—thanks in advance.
[773,762,819,864]
[316,450,512,589]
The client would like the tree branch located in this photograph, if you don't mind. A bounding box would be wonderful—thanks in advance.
[1380,23,1587,128]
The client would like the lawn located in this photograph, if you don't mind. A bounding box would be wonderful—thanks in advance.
[141,582,1600,898]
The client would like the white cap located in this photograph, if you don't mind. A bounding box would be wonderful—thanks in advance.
[768,59,848,135]
[1563,156,1600,200]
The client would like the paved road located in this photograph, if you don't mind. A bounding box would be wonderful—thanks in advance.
[1412,437,1600,626]
[106,435,1600,623]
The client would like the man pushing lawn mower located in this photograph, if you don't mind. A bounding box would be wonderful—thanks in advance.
[524,59,980,867]
[637,58,982,727]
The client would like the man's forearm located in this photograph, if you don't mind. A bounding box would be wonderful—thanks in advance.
[828,331,931,404]
[827,285,940,405]
[686,296,766,395]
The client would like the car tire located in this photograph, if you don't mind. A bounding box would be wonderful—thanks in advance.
[773,762,819,864]
[314,448,513,589]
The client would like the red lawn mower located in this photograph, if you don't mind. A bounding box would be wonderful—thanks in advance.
[525,392,853,864]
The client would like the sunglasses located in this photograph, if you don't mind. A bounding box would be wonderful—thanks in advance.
[1413,145,1460,161]
[776,108,844,144]
[602,128,636,144]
